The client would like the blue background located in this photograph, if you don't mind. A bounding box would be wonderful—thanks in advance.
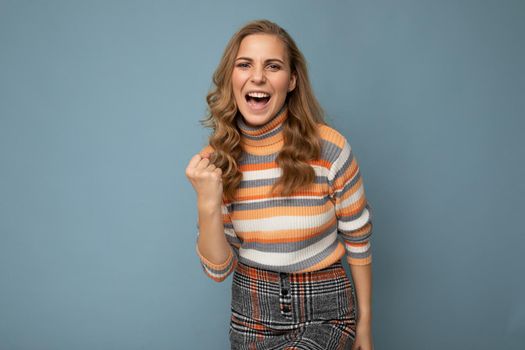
[1,0,524,349]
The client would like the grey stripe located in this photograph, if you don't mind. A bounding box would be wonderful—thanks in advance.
[337,203,368,222]
[236,103,287,132]
[339,167,361,193]
[320,138,343,164]
[331,149,356,185]
[226,234,242,246]
[340,230,372,243]
[238,152,277,165]
[201,257,235,276]
[231,195,332,211]
[241,124,284,142]
[237,138,342,166]
[347,251,371,260]
[242,224,337,252]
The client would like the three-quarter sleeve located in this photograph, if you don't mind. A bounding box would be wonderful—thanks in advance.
[328,136,373,266]
[195,201,240,282]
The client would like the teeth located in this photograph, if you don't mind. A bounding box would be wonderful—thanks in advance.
[247,92,270,98]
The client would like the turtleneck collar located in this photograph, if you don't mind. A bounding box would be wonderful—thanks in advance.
[236,103,288,148]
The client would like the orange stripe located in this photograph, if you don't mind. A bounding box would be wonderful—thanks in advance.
[298,244,346,272]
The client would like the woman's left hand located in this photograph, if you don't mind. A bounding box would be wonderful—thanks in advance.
[351,320,374,350]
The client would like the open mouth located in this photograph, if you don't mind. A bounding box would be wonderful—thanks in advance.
[245,92,271,110]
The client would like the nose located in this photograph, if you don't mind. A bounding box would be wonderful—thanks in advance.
[250,66,266,83]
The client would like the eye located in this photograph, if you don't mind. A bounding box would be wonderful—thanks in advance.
[236,62,249,68]
[268,64,281,70]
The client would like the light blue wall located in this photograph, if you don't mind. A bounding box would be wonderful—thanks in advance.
[1,0,523,349]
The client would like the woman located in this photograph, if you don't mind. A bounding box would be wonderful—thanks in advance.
[185,19,374,350]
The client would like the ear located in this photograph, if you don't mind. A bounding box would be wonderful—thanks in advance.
[288,72,297,92]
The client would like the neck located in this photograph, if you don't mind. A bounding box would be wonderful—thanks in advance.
[236,103,288,150]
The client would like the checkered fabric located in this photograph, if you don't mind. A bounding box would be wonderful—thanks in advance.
[229,260,357,350]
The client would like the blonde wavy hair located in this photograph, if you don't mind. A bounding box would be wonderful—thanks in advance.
[200,19,327,203]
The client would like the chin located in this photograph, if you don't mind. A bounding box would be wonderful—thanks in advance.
[242,106,277,125]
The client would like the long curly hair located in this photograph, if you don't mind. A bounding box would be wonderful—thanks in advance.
[200,19,327,203]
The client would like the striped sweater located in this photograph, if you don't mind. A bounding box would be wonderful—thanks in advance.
[196,105,373,282]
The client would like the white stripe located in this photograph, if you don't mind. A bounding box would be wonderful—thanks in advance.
[242,167,281,180]
[225,227,236,238]
[338,207,371,231]
[335,183,364,210]
[195,244,232,279]
[329,140,352,181]
[203,264,229,279]
[239,230,337,266]
[233,210,333,232]
[345,241,370,253]
[221,204,236,238]
[242,164,328,181]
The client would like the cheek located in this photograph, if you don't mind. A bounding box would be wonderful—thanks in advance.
[272,74,292,93]
[231,77,244,103]
[232,71,247,88]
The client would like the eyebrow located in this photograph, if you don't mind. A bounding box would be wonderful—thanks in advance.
[235,57,285,64]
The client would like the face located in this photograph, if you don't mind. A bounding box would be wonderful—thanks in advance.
[232,34,297,127]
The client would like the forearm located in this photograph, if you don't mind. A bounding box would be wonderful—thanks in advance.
[196,203,232,265]
[349,262,373,323]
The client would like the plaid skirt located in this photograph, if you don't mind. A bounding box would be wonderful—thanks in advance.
[229,260,357,350]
